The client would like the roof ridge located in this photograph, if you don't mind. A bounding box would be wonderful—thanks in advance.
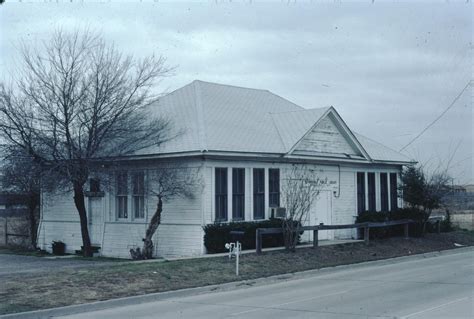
[354,132,412,161]
[193,80,270,93]
[193,80,304,111]
[270,106,330,115]
[159,80,197,98]
[193,81,208,152]
[269,113,289,151]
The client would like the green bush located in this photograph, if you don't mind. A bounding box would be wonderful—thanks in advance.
[203,218,298,254]
[356,208,428,238]
[355,211,390,239]
[390,207,427,237]
[439,211,453,232]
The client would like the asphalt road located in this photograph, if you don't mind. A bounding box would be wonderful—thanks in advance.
[58,249,474,319]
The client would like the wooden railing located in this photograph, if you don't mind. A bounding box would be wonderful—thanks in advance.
[255,219,415,254]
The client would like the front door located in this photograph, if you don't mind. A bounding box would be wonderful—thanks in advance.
[305,190,333,242]
[88,197,104,246]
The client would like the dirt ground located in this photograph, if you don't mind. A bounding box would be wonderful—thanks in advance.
[1,231,473,315]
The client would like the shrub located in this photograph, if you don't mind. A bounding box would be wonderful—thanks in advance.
[355,211,390,239]
[356,208,428,238]
[390,208,427,237]
[439,211,453,232]
[203,218,298,254]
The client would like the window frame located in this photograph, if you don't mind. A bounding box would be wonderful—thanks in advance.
[389,173,398,211]
[356,172,366,214]
[367,172,376,212]
[268,168,280,208]
[253,168,265,220]
[131,171,145,220]
[215,167,228,222]
[232,168,245,221]
[89,178,101,193]
[380,173,389,211]
[115,171,128,220]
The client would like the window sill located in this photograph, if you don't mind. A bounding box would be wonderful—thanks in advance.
[108,220,148,225]
[85,191,105,197]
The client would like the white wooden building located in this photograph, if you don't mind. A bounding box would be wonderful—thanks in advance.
[37,80,413,258]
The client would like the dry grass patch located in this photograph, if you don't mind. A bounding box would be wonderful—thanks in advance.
[1,231,473,315]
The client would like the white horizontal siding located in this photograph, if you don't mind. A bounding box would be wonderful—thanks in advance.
[38,221,83,253]
[155,224,204,257]
[101,223,146,258]
[42,191,79,222]
[39,159,206,258]
[295,115,359,156]
[332,169,357,239]
[38,156,402,258]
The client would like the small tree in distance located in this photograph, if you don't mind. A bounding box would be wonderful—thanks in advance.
[0,29,173,257]
[130,164,202,260]
[281,165,326,252]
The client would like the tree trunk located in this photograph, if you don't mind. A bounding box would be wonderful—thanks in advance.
[283,219,297,252]
[73,183,93,257]
[140,196,163,259]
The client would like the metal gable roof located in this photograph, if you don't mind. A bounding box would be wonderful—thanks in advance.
[135,80,412,164]
[271,106,331,151]
[354,133,413,163]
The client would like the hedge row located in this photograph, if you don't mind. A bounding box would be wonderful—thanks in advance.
[355,208,452,239]
[203,219,298,254]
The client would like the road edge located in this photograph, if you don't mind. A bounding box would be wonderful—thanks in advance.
[1,246,473,319]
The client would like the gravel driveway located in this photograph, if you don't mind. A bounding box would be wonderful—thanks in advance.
[0,254,119,276]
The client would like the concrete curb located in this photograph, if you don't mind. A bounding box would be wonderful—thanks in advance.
[1,246,473,319]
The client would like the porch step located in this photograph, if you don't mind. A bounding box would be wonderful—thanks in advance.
[75,245,101,255]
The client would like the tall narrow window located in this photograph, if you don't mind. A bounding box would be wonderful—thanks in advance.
[232,168,245,221]
[380,173,389,211]
[367,173,376,212]
[215,168,228,222]
[253,168,265,219]
[116,172,128,219]
[357,172,365,214]
[89,178,101,192]
[390,173,398,211]
[132,171,145,219]
[269,168,280,207]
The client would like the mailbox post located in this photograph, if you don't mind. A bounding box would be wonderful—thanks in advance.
[225,230,245,276]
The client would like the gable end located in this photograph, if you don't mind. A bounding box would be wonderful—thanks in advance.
[289,108,371,160]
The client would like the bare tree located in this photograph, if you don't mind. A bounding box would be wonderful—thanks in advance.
[130,164,202,260]
[0,29,173,256]
[281,165,326,252]
[1,148,41,248]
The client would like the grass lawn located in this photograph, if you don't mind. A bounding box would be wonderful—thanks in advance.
[1,231,473,315]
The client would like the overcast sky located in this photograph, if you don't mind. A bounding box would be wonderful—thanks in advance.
[0,1,472,183]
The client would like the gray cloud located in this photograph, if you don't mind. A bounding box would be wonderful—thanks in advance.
[0,1,471,183]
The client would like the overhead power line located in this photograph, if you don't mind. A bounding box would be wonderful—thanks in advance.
[399,80,472,152]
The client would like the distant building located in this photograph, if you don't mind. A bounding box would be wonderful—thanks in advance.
[0,193,28,217]
[464,185,474,193]
[450,185,467,193]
